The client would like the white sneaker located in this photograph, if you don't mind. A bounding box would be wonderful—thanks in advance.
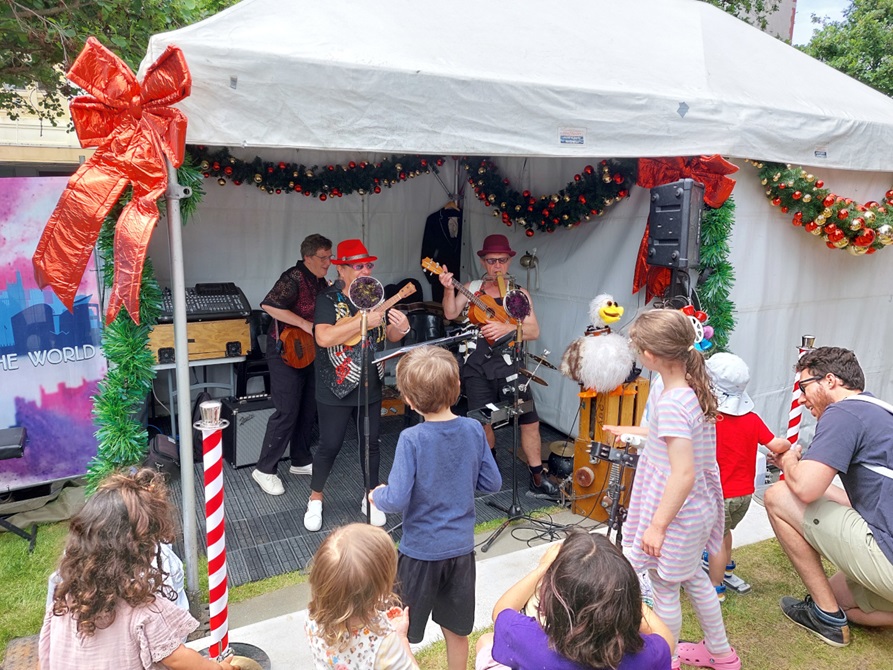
[361,495,387,527]
[251,469,284,495]
[304,499,323,532]
[289,463,313,475]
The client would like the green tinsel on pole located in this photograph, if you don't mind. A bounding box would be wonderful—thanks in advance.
[699,197,736,352]
[86,158,203,491]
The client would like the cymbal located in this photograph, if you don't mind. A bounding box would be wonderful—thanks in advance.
[519,368,548,386]
[525,352,557,370]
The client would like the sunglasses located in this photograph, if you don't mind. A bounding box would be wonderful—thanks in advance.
[797,375,824,393]
[349,262,375,271]
[483,257,511,266]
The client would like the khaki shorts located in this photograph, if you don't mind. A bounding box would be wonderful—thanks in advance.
[724,495,752,534]
[802,498,893,613]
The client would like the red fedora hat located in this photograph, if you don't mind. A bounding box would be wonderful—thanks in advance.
[332,239,377,265]
[477,233,516,258]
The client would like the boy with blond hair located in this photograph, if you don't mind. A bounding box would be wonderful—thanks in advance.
[372,346,501,670]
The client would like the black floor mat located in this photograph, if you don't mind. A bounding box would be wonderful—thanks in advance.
[171,416,569,586]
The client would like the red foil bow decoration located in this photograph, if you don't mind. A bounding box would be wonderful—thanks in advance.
[632,155,739,300]
[32,37,191,324]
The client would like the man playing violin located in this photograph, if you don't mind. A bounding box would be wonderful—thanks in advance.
[439,233,558,499]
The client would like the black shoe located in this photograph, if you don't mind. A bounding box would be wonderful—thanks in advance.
[528,474,559,500]
[780,595,850,647]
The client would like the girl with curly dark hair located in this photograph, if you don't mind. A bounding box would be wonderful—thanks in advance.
[475,531,673,670]
[39,468,234,670]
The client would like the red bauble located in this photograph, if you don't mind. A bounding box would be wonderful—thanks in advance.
[420,159,428,167]
[828,229,844,242]
[212,161,220,171]
[266,166,274,174]
[855,229,876,246]
[815,180,824,188]
[837,209,849,220]
[778,183,786,189]
[574,174,581,182]
[578,195,587,204]
[822,195,835,208]
[804,222,818,232]
[359,161,368,168]
[584,165,594,175]
[612,173,623,184]
[295,185,302,192]
[618,189,628,198]
[526,229,535,237]
[792,191,802,200]
[435,158,444,166]
[327,165,334,171]
[348,161,356,169]
[303,190,311,197]
[223,166,233,176]
[275,188,282,194]
[319,193,328,201]
[781,206,789,213]
[278,162,286,170]
[373,186,381,194]
[522,190,531,198]
[794,211,803,221]
[771,197,782,206]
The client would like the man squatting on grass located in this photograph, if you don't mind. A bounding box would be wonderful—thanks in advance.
[764,346,893,647]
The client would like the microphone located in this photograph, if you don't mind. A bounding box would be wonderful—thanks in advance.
[333,278,345,290]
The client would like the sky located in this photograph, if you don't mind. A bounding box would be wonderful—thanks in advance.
[792,0,850,45]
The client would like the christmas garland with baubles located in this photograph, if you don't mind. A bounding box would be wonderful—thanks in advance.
[753,160,893,255]
[188,147,636,236]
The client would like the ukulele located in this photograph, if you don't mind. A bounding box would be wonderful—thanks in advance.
[341,282,417,346]
[421,258,516,344]
[280,325,316,368]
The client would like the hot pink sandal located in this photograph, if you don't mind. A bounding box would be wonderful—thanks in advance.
[677,640,741,670]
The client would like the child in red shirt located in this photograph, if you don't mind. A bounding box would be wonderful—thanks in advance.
[704,353,789,601]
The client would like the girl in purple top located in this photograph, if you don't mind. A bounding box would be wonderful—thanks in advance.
[475,531,674,670]
[619,309,738,670]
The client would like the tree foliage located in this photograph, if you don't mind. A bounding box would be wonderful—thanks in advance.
[0,0,235,123]
[703,0,782,31]
[800,0,893,97]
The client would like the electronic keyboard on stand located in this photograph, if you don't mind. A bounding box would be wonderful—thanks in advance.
[158,282,252,323]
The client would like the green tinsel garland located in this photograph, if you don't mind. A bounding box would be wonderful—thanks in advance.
[699,198,736,353]
[86,157,204,490]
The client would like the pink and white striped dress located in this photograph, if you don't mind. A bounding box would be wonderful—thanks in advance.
[624,384,724,582]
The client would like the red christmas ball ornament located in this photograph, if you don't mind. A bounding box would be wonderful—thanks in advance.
[223,166,233,176]
[295,184,302,192]
[275,188,282,194]
[855,229,876,246]
[552,217,560,225]
[319,193,327,201]
[527,205,535,212]
[822,195,835,208]
[266,166,274,174]
[867,247,877,254]
[578,195,587,204]
[590,209,599,216]
[584,165,594,175]
[815,180,824,188]
[574,174,581,182]
[827,229,845,243]
[792,191,802,200]
[865,201,879,209]
[826,241,837,249]
[804,222,818,232]
[435,158,444,166]
[233,180,241,186]
[278,162,286,170]
[612,173,624,184]
[526,228,535,237]
[600,160,608,166]
[202,172,210,178]
[212,161,220,171]
[348,161,357,169]
[837,209,849,220]
[522,190,531,198]
[503,178,510,185]
[399,172,407,180]
[303,190,311,197]
[886,189,893,200]
[618,189,628,198]
[373,186,381,194]
[794,211,803,221]
[771,197,782,206]
[420,159,428,167]
[359,161,368,169]
[327,165,335,171]
[781,206,789,214]
[547,227,556,233]
[505,221,513,227]
[778,183,786,189]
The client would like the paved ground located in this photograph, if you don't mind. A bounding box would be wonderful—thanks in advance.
[188,501,775,668]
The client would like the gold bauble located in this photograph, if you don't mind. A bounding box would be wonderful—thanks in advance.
[863,211,876,224]
[254,174,263,183]
[805,174,815,183]
[810,225,824,236]
[488,194,496,202]
[833,237,849,249]
[761,178,768,185]
[200,161,210,171]
[802,194,812,203]
[773,173,781,182]
[815,215,826,225]
[492,211,500,217]
[603,175,612,183]
[823,208,833,218]
[848,245,869,255]
[563,195,570,202]
[876,224,893,245]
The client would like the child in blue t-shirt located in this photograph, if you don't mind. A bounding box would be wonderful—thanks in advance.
[372,345,502,669]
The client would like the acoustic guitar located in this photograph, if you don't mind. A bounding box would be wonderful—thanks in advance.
[280,325,316,368]
[421,258,516,344]
[341,282,417,347]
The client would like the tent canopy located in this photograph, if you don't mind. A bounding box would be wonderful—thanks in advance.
[143,0,893,171]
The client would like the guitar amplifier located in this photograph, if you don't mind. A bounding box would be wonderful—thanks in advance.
[221,395,275,468]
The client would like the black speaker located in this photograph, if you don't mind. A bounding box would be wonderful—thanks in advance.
[647,179,705,269]
[221,395,275,467]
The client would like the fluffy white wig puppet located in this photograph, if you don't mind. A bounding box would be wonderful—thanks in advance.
[560,294,635,393]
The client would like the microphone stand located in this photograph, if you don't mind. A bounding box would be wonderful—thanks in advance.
[360,308,371,525]
[480,321,567,552]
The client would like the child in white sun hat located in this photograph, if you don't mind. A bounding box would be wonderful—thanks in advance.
[704,353,790,601]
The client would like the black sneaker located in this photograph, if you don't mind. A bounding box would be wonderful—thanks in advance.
[528,474,559,499]
[780,595,850,647]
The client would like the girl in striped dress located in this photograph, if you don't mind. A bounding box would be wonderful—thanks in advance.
[618,309,740,670]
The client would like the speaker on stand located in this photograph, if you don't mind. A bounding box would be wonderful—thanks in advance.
[647,178,706,305]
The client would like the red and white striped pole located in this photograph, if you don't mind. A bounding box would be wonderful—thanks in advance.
[196,401,231,660]
[786,335,816,445]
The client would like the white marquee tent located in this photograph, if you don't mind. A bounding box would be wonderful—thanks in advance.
[140,0,893,581]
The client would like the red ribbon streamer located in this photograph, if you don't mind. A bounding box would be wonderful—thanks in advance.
[632,155,739,299]
[32,37,191,324]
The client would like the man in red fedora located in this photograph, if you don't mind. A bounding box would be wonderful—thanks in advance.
[438,233,558,499]
[303,239,412,531]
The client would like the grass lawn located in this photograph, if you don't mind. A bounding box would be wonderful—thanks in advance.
[415,538,893,670]
[5,518,892,669]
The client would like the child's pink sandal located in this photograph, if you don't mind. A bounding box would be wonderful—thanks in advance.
[677,640,741,670]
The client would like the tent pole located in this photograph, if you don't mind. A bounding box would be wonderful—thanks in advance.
[164,159,201,617]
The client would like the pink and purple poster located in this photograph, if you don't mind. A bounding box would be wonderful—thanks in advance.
[0,177,107,491]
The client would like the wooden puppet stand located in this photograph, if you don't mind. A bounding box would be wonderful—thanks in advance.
[571,378,650,523]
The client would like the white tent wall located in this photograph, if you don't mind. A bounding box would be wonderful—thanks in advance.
[149,153,893,442]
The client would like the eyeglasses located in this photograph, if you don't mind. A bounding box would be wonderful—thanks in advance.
[483,257,511,266]
[313,253,333,261]
[797,375,824,393]
[349,262,375,271]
